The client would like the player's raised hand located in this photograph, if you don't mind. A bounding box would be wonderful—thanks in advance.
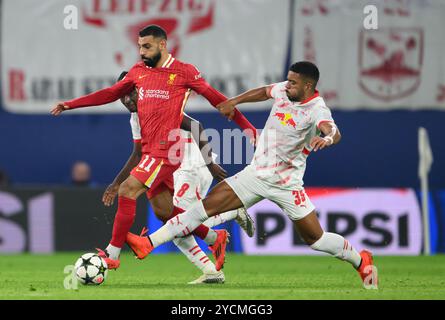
[50,102,69,116]
[216,99,236,121]
[310,136,333,152]
[207,162,228,181]
[102,183,119,206]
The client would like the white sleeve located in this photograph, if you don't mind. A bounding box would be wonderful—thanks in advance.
[313,105,334,129]
[266,81,286,99]
[130,113,141,140]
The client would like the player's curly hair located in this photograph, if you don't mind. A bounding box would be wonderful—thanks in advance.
[290,61,319,86]
[139,25,167,40]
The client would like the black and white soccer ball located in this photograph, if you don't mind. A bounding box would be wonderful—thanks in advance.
[74,253,108,285]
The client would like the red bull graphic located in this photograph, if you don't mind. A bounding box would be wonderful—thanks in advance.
[274,112,297,128]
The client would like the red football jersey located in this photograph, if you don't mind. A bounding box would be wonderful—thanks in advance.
[64,54,257,159]
[66,55,208,158]
[124,55,211,158]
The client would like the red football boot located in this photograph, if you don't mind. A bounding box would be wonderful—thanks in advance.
[96,248,120,270]
[126,227,154,260]
[208,230,230,271]
[357,250,378,289]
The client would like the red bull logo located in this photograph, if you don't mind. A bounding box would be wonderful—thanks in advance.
[274,112,297,128]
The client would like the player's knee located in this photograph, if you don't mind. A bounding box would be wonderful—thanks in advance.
[151,204,161,217]
[152,206,170,222]
[118,180,139,198]
[202,199,219,216]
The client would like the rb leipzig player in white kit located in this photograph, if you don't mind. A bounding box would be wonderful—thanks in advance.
[126,61,378,289]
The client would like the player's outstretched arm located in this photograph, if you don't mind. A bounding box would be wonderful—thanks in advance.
[50,102,70,116]
[181,114,227,181]
[216,86,270,119]
[102,142,142,206]
[198,85,257,138]
[185,64,257,141]
[50,77,135,115]
[310,122,342,152]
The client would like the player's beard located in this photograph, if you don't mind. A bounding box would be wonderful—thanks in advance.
[142,51,162,68]
[286,92,301,102]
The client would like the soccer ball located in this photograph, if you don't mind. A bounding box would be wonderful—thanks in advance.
[74,253,108,285]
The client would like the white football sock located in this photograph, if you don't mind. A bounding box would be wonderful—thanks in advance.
[203,210,238,228]
[105,244,121,260]
[310,232,362,268]
[173,236,217,274]
[203,229,217,245]
[150,201,209,248]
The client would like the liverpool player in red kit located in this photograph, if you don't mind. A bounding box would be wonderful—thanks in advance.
[51,25,257,270]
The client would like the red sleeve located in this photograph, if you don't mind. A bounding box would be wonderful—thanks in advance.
[184,63,257,138]
[184,63,224,106]
[232,109,257,140]
[184,64,210,95]
[200,85,226,107]
[64,72,135,109]
[200,86,257,139]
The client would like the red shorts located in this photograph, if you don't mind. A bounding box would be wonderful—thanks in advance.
[130,154,180,200]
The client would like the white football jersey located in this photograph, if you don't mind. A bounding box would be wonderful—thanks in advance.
[251,81,334,189]
[179,130,208,170]
[129,113,216,170]
[130,112,142,140]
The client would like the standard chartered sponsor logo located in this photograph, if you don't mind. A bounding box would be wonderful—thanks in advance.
[146,89,170,99]
[138,88,170,100]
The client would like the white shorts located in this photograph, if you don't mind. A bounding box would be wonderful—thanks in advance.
[173,166,213,210]
[225,165,315,220]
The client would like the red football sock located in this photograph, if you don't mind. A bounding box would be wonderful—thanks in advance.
[167,206,210,239]
[110,196,137,248]
[192,224,211,240]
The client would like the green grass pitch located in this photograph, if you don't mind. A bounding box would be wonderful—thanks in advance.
[0,253,444,300]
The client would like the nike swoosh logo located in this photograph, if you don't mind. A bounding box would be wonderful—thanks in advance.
[138,75,148,80]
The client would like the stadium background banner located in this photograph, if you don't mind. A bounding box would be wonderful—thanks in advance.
[2,0,445,114]
[242,188,424,256]
[0,188,148,253]
[2,187,445,255]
